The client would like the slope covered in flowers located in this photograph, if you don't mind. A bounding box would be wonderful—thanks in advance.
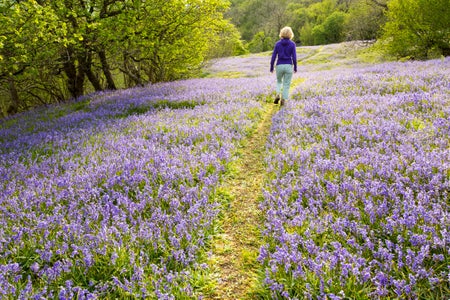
[1,43,449,299]
[0,77,272,298]
[259,58,450,298]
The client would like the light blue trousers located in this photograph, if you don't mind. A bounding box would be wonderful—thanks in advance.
[276,64,294,100]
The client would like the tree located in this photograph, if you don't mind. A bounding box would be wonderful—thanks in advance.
[226,0,292,43]
[248,31,274,53]
[47,0,130,97]
[379,0,450,59]
[0,0,62,114]
[297,1,347,45]
[115,0,234,84]
[1,0,240,115]
[207,22,248,58]
[227,0,389,47]
[345,0,386,41]
[288,0,345,45]
[300,22,315,45]
[321,11,346,44]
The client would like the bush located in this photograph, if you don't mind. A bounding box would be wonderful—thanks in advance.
[248,31,274,53]
[311,11,347,45]
[379,0,450,59]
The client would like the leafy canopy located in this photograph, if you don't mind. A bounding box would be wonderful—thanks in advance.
[379,0,450,58]
[0,0,243,115]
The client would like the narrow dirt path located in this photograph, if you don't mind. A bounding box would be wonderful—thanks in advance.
[206,102,277,300]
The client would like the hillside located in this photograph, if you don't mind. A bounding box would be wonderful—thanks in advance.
[1,42,449,299]
[203,41,375,78]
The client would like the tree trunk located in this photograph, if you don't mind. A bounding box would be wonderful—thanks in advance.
[85,67,102,91]
[6,76,20,115]
[122,52,143,87]
[98,49,117,90]
[83,52,103,91]
[63,49,85,99]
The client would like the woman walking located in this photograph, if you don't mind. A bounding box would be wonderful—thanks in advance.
[270,26,297,106]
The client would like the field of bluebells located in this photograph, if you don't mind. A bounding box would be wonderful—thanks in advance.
[260,58,450,299]
[1,42,449,299]
[0,77,272,298]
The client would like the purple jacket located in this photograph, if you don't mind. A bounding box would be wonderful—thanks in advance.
[270,38,297,72]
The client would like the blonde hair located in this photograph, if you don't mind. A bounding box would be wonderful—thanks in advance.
[279,26,294,40]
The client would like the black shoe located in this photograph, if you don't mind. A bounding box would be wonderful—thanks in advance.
[280,99,285,106]
[274,95,280,104]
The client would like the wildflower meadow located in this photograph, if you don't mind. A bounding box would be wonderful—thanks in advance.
[260,58,450,299]
[1,44,449,299]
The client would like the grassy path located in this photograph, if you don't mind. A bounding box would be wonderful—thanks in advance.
[206,101,276,300]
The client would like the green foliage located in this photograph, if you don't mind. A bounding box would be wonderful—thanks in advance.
[117,100,203,118]
[1,0,242,115]
[120,0,234,83]
[227,0,292,43]
[153,100,204,110]
[311,11,346,45]
[345,0,386,41]
[0,1,64,113]
[207,22,248,58]
[228,0,388,47]
[248,31,274,53]
[300,22,315,45]
[379,0,450,59]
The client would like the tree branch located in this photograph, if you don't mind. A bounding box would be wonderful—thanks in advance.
[367,0,388,10]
